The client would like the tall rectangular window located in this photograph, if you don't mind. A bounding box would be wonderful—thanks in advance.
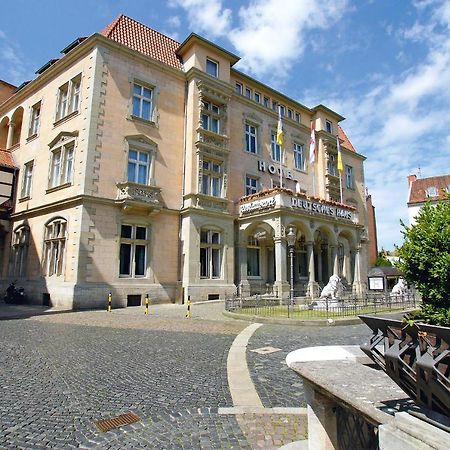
[29,102,41,137]
[293,143,305,171]
[254,92,261,103]
[12,226,29,277]
[200,229,222,279]
[245,87,252,99]
[271,133,281,162]
[119,225,148,277]
[328,154,338,176]
[201,101,220,134]
[325,120,333,133]
[128,149,151,184]
[44,219,67,277]
[263,96,270,108]
[49,142,74,188]
[21,161,34,198]
[245,123,258,154]
[56,74,81,121]
[235,83,243,94]
[132,83,153,121]
[245,175,258,196]
[206,58,218,77]
[345,165,354,188]
[247,236,260,277]
[201,159,222,197]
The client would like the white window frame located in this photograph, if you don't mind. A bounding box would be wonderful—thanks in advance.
[206,58,219,77]
[128,148,151,185]
[328,154,338,177]
[49,141,74,188]
[245,87,252,99]
[295,112,301,123]
[263,96,270,108]
[245,175,259,196]
[55,74,81,121]
[21,160,34,198]
[254,92,261,103]
[271,132,281,162]
[44,218,67,277]
[245,123,258,154]
[119,224,149,278]
[325,119,333,134]
[28,101,41,137]
[201,159,223,197]
[132,82,154,121]
[345,165,354,189]
[201,101,220,134]
[235,82,243,95]
[200,229,222,279]
[293,143,305,171]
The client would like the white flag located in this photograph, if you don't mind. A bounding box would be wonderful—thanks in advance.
[309,121,316,165]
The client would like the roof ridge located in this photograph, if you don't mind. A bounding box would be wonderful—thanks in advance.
[100,13,124,37]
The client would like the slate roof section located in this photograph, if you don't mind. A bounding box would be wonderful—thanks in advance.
[101,14,182,70]
[0,148,16,169]
[408,174,450,204]
[338,125,356,153]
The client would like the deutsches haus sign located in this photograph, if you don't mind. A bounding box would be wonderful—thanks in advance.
[239,195,353,221]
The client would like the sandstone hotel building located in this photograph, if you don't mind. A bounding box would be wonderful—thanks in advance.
[0,15,372,308]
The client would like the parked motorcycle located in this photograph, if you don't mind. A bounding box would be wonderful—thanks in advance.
[4,282,25,304]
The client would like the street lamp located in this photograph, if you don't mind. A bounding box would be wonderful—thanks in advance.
[286,226,296,317]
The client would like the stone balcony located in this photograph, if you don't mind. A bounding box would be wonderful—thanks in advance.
[115,181,164,215]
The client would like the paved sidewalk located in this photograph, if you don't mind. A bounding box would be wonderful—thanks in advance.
[0,300,373,448]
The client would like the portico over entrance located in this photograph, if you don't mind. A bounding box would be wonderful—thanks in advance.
[237,188,367,298]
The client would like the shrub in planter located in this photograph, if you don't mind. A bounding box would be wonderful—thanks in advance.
[397,194,450,326]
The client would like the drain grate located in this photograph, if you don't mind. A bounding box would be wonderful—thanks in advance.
[94,412,140,432]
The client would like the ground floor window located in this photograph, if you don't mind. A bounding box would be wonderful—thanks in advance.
[247,236,260,276]
[44,218,67,276]
[200,229,222,278]
[119,224,148,277]
[11,226,29,277]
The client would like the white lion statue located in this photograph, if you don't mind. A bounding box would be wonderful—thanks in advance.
[320,275,343,299]
[391,278,407,297]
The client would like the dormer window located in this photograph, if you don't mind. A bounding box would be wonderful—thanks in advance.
[206,58,218,77]
[426,186,438,197]
[325,120,333,134]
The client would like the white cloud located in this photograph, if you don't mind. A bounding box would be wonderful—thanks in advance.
[171,0,349,80]
[169,0,232,37]
[0,30,32,85]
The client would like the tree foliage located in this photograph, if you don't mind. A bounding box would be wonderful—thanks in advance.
[397,196,450,325]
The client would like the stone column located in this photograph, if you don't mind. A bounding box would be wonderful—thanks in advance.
[317,245,323,285]
[304,381,339,450]
[331,246,339,276]
[352,245,364,295]
[307,241,319,298]
[238,238,250,297]
[6,121,15,149]
[274,236,289,299]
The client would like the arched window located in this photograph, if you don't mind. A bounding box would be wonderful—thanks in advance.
[200,228,222,279]
[43,218,67,276]
[11,226,29,277]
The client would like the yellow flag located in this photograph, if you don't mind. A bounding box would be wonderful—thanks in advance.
[277,108,283,146]
[337,136,343,173]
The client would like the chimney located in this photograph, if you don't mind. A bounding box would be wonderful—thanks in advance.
[407,174,417,186]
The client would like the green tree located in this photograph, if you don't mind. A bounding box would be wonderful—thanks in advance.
[397,195,450,325]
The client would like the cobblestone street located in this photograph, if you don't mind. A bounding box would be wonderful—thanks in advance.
[0,302,373,449]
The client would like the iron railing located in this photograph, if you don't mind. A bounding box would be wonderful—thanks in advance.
[225,291,418,320]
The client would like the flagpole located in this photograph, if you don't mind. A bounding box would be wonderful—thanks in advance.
[339,173,343,203]
[279,147,283,188]
[277,106,284,188]
[337,134,343,203]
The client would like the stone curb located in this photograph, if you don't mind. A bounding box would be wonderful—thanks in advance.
[218,407,307,415]
[222,309,418,327]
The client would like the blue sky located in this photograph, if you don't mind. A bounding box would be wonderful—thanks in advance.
[1,0,449,250]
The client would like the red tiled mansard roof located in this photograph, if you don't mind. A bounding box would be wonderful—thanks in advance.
[101,15,182,70]
[0,148,16,169]
[408,174,450,204]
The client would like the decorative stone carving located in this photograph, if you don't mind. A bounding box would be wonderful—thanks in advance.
[116,182,163,209]
[320,275,344,299]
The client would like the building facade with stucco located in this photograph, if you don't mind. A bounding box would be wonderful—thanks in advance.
[0,15,370,308]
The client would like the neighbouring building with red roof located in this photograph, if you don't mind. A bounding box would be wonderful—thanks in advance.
[407,174,450,225]
[0,15,371,308]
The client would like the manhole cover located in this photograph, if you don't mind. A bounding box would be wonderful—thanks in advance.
[250,346,282,355]
[94,412,140,432]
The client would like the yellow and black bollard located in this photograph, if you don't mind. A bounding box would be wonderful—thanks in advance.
[185,296,191,318]
[107,292,112,312]
[145,294,149,315]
